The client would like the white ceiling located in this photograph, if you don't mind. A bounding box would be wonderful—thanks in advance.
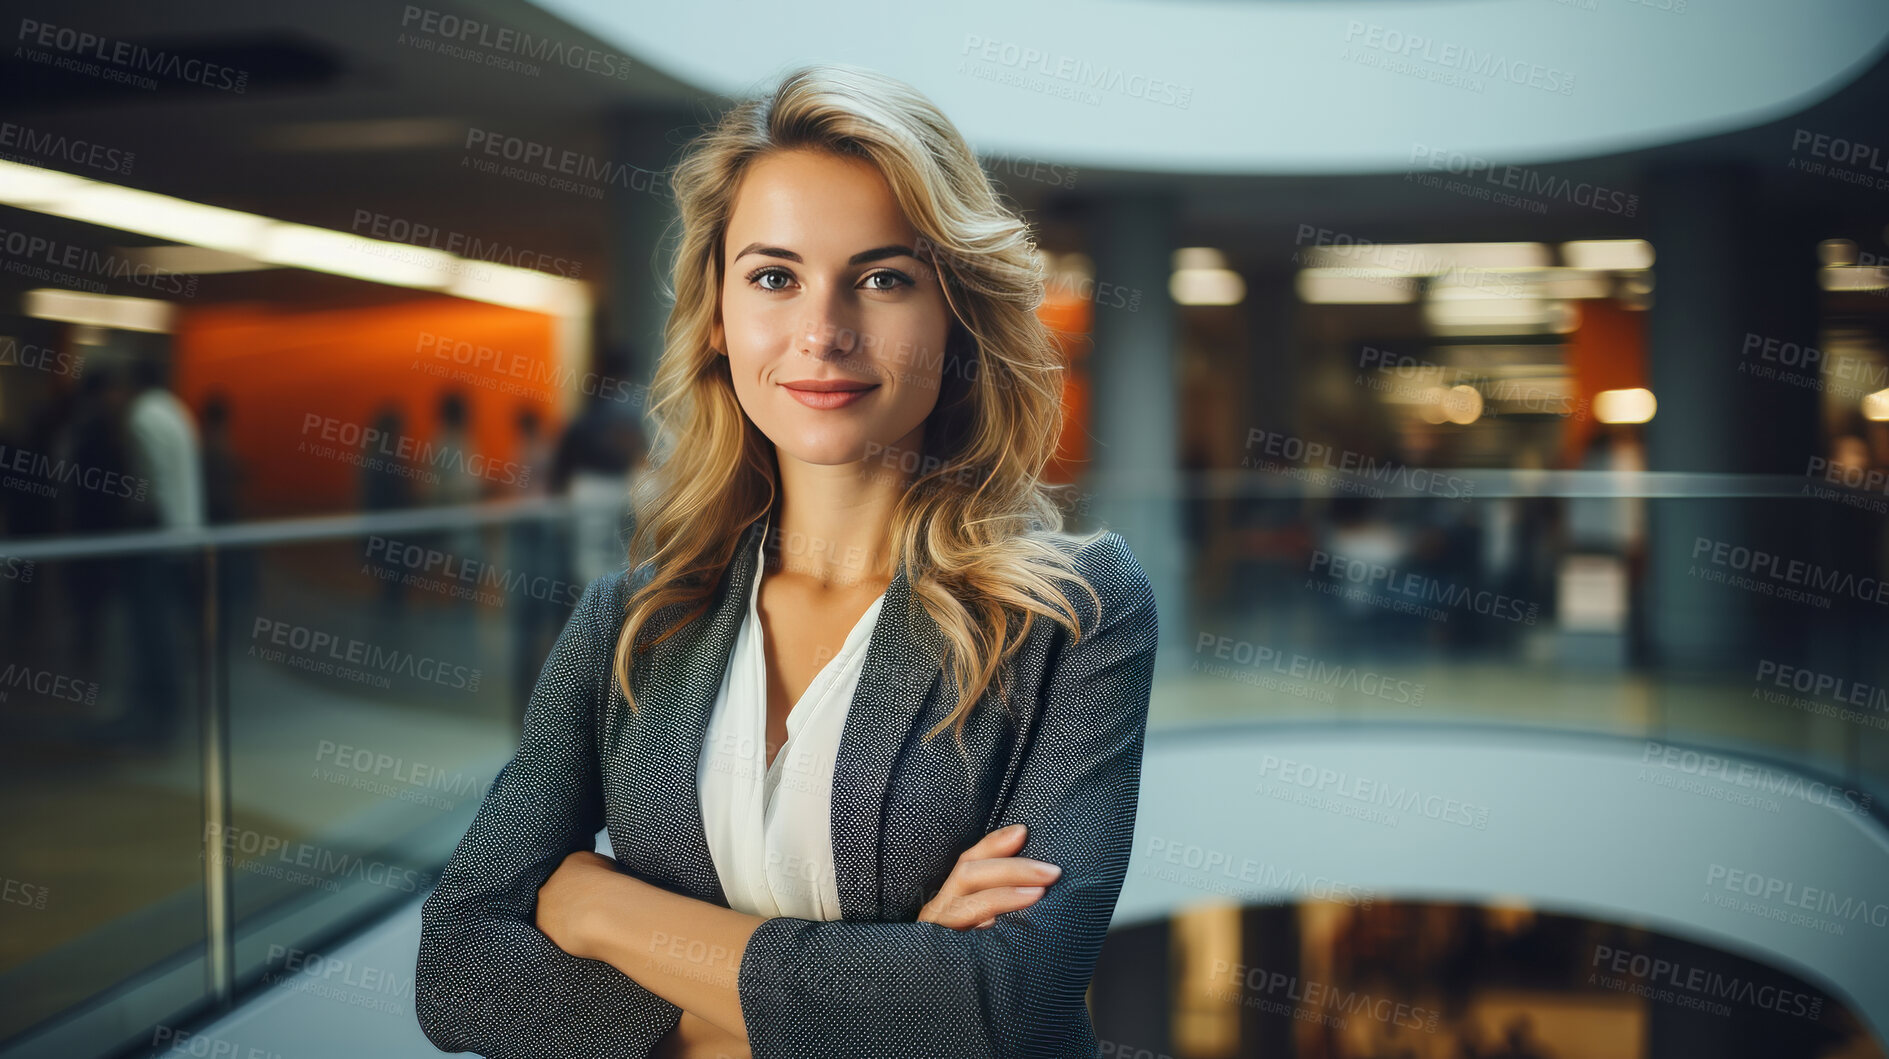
[525,0,1889,174]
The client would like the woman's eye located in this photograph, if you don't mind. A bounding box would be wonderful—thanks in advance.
[749,267,792,292]
[862,270,914,292]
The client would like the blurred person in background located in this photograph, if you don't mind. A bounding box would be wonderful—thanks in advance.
[509,405,565,721]
[361,403,414,616]
[126,357,204,532]
[551,339,647,587]
[54,366,139,742]
[426,389,485,563]
[199,391,241,526]
[199,390,257,632]
[110,356,204,749]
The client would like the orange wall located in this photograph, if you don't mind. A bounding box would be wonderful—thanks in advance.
[1562,300,1649,466]
[1041,287,1094,485]
[173,297,563,517]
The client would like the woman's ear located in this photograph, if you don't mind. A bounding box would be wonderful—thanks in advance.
[709,314,726,357]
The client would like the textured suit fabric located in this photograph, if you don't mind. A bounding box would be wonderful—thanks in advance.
[414,522,1159,1058]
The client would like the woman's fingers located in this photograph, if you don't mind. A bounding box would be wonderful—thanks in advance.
[919,823,1065,930]
[946,855,1063,892]
[949,885,1048,927]
[956,822,1029,863]
[921,869,1057,930]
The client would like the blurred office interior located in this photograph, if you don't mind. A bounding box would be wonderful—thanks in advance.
[1,1,1888,1056]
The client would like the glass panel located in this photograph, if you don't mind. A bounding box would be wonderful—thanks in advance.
[221,518,574,996]
[0,550,207,1047]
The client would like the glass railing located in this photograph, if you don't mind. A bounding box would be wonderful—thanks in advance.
[0,495,614,1059]
[1116,469,1889,817]
[1,469,1885,1056]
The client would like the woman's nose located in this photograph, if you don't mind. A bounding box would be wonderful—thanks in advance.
[800,316,859,357]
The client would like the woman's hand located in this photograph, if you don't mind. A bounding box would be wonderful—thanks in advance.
[917,823,1062,931]
[534,850,624,961]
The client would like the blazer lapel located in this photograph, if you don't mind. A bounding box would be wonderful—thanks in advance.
[618,519,946,923]
[831,558,946,921]
[615,520,767,904]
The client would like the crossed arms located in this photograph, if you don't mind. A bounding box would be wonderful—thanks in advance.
[414,535,1158,1059]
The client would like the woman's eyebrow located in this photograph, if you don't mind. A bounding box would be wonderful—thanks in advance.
[732,242,918,266]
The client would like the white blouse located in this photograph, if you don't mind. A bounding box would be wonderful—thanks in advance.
[697,520,887,921]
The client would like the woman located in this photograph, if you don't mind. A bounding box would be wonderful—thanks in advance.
[414,62,1159,1059]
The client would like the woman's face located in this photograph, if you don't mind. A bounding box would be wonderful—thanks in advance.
[712,148,950,469]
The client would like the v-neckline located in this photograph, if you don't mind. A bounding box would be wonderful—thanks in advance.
[748,521,887,768]
[614,513,953,921]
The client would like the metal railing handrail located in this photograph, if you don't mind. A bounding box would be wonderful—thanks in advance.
[0,494,610,562]
[1,469,1866,563]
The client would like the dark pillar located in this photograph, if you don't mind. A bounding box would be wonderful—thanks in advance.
[1088,193,1189,676]
[1641,162,1822,670]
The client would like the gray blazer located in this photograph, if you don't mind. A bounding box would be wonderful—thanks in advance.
[414,520,1159,1058]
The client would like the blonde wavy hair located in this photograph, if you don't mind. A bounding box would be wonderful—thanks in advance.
[613,62,1105,747]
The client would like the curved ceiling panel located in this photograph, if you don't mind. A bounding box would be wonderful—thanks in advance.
[527,0,1889,174]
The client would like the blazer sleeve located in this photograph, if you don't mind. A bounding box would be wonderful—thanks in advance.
[734,532,1159,1059]
[414,572,684,1058]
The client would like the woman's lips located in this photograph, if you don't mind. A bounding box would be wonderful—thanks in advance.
[783,384,878,409]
